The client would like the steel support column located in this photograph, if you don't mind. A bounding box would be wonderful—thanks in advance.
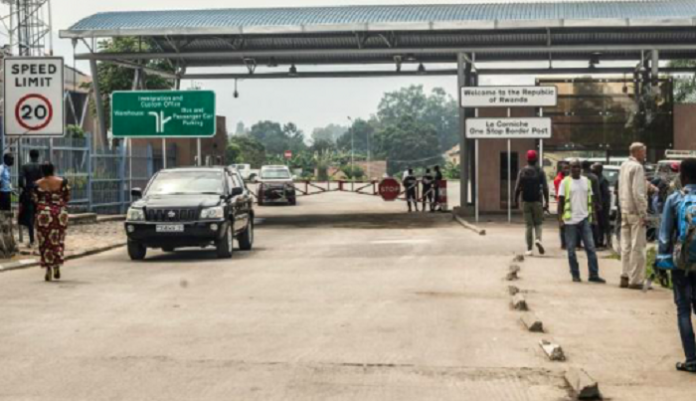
[89,59,108,149]
[457,53,472,213]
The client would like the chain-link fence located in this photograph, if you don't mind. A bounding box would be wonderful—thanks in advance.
[6,136,175,214]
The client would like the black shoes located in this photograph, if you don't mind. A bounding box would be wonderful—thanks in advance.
[53,267,60,280]
[44,267,52,282]
[572,276,582,283]
[589,276,606,284]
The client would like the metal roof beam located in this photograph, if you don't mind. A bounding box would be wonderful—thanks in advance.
[74,44,696,62]
[181,67,694,80]
[104,59,178,80]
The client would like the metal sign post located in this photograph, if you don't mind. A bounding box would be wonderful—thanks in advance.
[197,138,202,166]
[507,108,512,224]
[162,138,167,169]
[475,108,479,223]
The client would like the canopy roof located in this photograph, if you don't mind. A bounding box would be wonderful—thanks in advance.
[60,1,696,75]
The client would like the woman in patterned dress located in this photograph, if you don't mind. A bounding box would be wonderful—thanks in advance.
[34,162,70,282]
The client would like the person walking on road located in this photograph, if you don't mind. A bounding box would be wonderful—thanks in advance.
[592,163,612,249]
[34,162,71,282]
[657,157,696,374]
[421,168,435,212]
[514,150,549,257]
[554,162,571,250]
[619,143,649,289]
[558,159,606,283]
[19,150,43,247]
[0,153,15,212]
[403,168,419,213]
[433,165,443,212]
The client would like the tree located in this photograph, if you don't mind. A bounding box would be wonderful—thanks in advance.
[312,124,347,144]
[88,37,174,129]
[670,60,696,103]
[249,121,307,156]
[227,136,266,167]
[374,116,443,175]
[235,121,248,136]
[336,118,376,155]
[375,85,458,153]
[311,138,336,153]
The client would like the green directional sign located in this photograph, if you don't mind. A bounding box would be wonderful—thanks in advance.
[111,90,216,138]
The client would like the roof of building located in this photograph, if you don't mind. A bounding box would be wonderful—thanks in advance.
[61,1,696,71]
[62,1,696,37]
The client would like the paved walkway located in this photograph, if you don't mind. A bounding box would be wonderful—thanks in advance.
[9,221,126,265]
[479,219,695,400]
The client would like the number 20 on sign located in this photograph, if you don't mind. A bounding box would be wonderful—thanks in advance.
[3,57,65,137]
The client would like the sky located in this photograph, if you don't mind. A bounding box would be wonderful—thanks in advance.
[19,0,641,137]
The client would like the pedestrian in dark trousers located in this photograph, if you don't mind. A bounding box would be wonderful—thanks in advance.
[19,150,43,247]
[657,157,696,374]
[403,168,419,212]
[421,168,435,212]
[592,163,612,249]
[558,159,606,284]
[514,150,549,257]
[0,153,15,212]
[433,165,443,211]
[582,160,603,247]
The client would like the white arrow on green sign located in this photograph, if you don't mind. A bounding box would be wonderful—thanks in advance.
[111,90,216,138]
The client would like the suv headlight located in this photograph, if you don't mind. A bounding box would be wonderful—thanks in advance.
[127,208,145,222]
[200,206,225,220]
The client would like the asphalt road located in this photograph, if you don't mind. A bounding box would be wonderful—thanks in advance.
[0,192,568,400]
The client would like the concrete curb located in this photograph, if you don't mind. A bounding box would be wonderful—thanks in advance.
[0,242,126,273]
[565,368,601,400]
[452,214,486,236]
[97,215,126,223]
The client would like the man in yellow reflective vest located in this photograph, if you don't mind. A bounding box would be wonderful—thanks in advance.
[557,159,606,283]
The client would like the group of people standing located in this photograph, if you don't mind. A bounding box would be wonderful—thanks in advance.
[516,142,696,373]
[0,150,71,281]
[402,165,443,213]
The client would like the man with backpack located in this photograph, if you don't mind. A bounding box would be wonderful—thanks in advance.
[657,157,696,374]
[514,150,549,256]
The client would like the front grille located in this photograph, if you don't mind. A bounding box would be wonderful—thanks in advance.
[145,208,198,222]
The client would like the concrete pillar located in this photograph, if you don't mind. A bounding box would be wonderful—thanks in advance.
[89,60,108,150]
[457,53,471,212]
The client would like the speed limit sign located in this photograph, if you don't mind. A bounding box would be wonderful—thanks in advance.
[3,57,64,137]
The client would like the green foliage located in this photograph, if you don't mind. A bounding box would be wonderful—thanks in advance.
[66,124,85,139]
[443,161,461,180]
[311,138,337,153]
[341,165,365,180]
[375,85,459,152]
[312,124,347,144]
[249,121,307,156]
[337,118,376,155]
[227,136,266,168]
[87,37,174,127]
[669,60,696,103]
[375,115,443,175]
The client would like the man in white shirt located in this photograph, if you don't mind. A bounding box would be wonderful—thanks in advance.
[557,159,606,283]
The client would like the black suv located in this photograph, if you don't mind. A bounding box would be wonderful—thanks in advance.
[125,166,254,260]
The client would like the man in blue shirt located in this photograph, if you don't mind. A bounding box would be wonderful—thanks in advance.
[0,153,15,211]
[658,157,696,374]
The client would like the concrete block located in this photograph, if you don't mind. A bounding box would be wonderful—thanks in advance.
[506,271,518,281]
[69,213,98,225]
[511,294,528,311]
[508,285,520,296]
[513,254,525,263]
[520,313,544,332]
[565,368,601,400]
[509,264,521,274]
[539,340,565,361]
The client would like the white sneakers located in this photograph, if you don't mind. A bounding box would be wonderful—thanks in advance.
[525,250,533,256]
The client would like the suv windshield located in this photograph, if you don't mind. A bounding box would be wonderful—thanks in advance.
[146,171,224,196]
[261,169,291,180]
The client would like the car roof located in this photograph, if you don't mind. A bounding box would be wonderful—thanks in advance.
[159,166,235,173]
[261,165,289,169]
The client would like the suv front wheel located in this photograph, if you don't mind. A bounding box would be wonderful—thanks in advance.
[216,225,234,259]
[238,219,254,251]
[128,240,147,261]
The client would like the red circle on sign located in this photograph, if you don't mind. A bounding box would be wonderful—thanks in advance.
[379,178,401,201]
[15,94,54,131]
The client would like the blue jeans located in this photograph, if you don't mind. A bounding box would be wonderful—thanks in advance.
[672,270,696,362]
[565,219,600,279]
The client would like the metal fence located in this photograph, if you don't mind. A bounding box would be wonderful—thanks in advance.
[7,136,176,214]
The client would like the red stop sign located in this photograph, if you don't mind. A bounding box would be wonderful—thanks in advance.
[379,178,401,201]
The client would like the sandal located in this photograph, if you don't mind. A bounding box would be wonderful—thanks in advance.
[44,267,52,282]
[676,361,696,373]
